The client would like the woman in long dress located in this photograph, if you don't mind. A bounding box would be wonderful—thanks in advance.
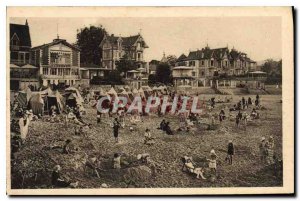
[19,113,30,142]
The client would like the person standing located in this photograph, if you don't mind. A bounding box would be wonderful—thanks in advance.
[208,149,218,175]
[242,97,246,110]
[266,136,275,165]
[259,137,267,162]
[227,140,234,165]
[112,118,121,143]
[113,153,121,169]
[19,113,30,143]
[248,97,252,105]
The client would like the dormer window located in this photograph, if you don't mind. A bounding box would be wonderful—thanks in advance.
[11,33,20,46]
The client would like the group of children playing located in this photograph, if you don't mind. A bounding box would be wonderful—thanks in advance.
[182,141,235,180]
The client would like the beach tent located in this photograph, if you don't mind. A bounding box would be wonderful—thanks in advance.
[118,90,132,103]
[142,86,152,92]
[16,87,32,108]
[107,87,118,96]
[45,90,65,114]
[65,93,78,108]
[152,86,158,91]
[107,87,119,103]
[138,88,146,99]
[132,88,140,97]
[65,87,84,104]
[28,93,45,115]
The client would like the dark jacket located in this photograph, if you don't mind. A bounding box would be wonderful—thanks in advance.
[227,143,234,155]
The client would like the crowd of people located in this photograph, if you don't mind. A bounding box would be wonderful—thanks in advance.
[10,85,281,188]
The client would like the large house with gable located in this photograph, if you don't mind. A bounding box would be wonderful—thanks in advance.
[174,46,258,88]
[30,37,87,87]
[99,33,149,70]
[9,20,41,90]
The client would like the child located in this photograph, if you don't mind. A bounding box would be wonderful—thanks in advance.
[113,153,121,169]
[207,149,217,175]
[112,118,121,143]
[96,110,101,124]
[227,140,234,165]
[182,156,206,180]
[137,153,150,163]
[144,128,154,145]
[62,139,72,154]
[235,115,240,128]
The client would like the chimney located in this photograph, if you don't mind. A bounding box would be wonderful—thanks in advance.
[25,19,28,26]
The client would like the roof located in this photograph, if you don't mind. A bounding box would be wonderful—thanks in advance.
[149,60,160,65]
[21,64,38,69]
[128,70,139,73]
[10,64,20,68]
[181,46,256,63]
[229,49,241,60]
[101,34,148,48]
[10,23,31,47]
[249,71,267,74]
[185,47,229,61]
[122,35,140,47]
[31,38,80,51]
[177,54,187,62]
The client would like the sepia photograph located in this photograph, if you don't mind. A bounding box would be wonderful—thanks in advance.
[6,6,294,195]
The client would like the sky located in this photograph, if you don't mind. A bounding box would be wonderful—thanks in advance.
[10,17,281,62]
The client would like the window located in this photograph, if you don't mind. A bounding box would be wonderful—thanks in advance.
[225,61,228,67]
[137,42,141,49]
[210,60,214,66]
[58,69,63,76]
[50,68,57,75]
[189,61,195,66]
[192,71,196,76]
[12,39,18,46]
[43,68,48,75]
[201,60,205,66]
[19,53,25,62]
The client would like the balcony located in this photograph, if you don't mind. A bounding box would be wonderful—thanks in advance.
[10,45,20,51]
[42,74,80,80]
[10,59,30,66]
[50,63,72,68]
[10,72,38,79]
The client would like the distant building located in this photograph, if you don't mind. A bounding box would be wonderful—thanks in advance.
[175,46,258,88]
[99,33,149,70]
[10,20,40,90]
[30,37,81,87]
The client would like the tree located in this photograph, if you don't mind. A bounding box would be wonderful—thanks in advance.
[76,25,107,65]
[148,74,156,85]
[115,54,137,76]
[155,63,173,84]
[106,70,124,85]
[166,55,177,67]
[261,59,278,74]
[261,59,282,84]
